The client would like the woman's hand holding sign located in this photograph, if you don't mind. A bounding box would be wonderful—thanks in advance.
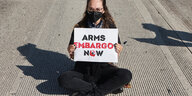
[115,43,123,56]
[68,44,76,59]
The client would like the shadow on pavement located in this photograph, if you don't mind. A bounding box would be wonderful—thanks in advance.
[134,23,192,46]
[17,43,74,95]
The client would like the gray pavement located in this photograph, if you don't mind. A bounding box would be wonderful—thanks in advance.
[0,0,192,96]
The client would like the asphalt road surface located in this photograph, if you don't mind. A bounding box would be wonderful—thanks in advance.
[0,0,192,96]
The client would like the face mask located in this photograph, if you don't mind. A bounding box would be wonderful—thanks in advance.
[87,11,103,23]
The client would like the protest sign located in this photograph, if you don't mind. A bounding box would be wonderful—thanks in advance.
[74,28,118,62]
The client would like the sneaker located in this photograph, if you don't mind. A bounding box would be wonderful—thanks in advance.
[111,88,123,94]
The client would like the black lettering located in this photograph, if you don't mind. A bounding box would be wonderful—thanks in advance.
[100,35,105,41]
[88,35,93,41]
[82,35,105,41]
[84,50,89,56]
[96,51,104,56]
[82,35,88,41]
[94,35,100,41]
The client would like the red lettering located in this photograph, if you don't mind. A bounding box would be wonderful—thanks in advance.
[76,42,115,49]
[108,43,114,49]
[79,43,85,48]
[85,43,90,48]
[90,50,95,57]
[90,43,96,48]
[96,43,101,49]
[102,43,107,49]
[74,42,78,47]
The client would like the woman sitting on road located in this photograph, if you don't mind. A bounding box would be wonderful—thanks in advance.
[58,0,132,96]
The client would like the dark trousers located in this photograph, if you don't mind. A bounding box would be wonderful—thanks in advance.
[58,66,132,95]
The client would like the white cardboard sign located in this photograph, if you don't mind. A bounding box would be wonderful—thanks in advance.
[74,28,118,63]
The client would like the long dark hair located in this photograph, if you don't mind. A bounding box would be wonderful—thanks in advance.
[75,0,116,28]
